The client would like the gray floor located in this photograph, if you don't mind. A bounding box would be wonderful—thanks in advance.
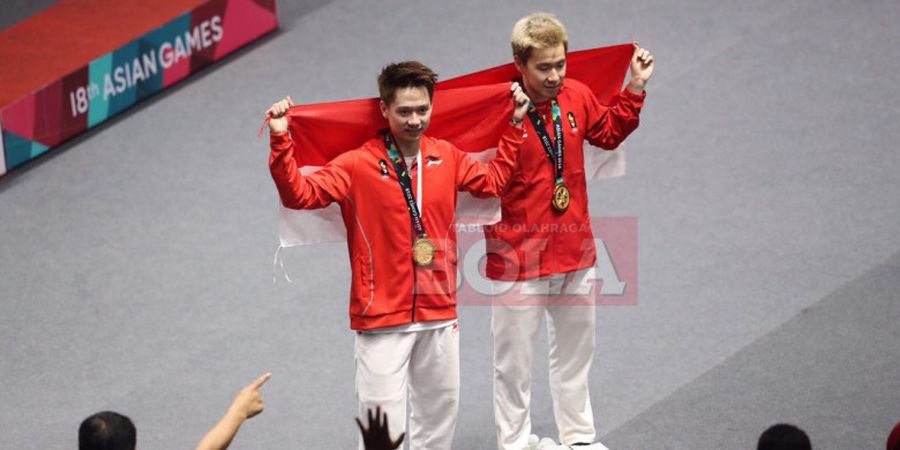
[2,0,899,449]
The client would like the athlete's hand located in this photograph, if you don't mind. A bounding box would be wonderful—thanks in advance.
[266,96,293,134]
[510,82,531,125]
[628,42,654,94]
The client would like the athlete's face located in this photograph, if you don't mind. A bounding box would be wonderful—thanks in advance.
[381,86,432,150]
[516,44,567,104]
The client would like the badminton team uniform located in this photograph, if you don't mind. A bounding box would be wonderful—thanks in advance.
[484,80,645,448]
[269,124,525,450]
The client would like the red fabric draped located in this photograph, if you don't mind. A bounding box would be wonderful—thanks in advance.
[283,44,634,167]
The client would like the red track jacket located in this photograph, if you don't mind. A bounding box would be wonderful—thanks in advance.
[484,79,645,280]
[270,125,525,330]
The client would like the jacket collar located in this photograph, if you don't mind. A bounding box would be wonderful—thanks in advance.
[368,132,443,161]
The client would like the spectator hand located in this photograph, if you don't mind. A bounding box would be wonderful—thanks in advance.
[228,372,270,420]
[355,406,405,450]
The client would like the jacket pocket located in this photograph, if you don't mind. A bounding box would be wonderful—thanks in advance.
[350,254,374,316]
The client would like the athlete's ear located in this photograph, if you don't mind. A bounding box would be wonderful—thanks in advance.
[514,55,526,74]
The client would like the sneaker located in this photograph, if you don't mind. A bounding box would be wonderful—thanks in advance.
[537,437,559,449]
[570,442,611,450]
[526,434,540,450]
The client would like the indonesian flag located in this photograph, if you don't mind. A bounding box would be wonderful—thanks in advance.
[275,44,634,248]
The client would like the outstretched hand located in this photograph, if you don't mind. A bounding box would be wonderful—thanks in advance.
[355,407,405,450]
[628,42,654,93]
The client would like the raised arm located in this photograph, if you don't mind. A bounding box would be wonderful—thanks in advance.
[195,373,270,450]
[585,43,653,150]
[456,83,530,198]
[267,96,353,209]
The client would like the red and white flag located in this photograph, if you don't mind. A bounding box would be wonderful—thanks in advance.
[274,44,634,247]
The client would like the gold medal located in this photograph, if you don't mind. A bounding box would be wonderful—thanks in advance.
[412,237,436,266]
[552,183,570,212]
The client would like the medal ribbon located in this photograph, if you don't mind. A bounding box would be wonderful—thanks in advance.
[526,100,565,185]
[383,134,427,238]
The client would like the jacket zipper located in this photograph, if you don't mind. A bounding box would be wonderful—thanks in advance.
[411,262,417,322]
[410,162,419,323]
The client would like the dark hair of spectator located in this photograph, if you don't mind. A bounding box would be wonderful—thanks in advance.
[758,423,811,450]
[79,411,136,450]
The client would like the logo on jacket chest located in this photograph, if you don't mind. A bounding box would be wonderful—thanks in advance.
[375,156,447,187]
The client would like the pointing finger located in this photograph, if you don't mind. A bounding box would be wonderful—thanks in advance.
[251,372,271,389]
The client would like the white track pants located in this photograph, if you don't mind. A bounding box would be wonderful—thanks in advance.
[355,325,460,450]
[491,268,597,449]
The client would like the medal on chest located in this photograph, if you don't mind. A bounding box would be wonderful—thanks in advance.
[383,134,435,267]
[412,237,436,266]
[528,100,570,213]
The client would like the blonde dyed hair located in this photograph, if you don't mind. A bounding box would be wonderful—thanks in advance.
[511,13,569,63]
